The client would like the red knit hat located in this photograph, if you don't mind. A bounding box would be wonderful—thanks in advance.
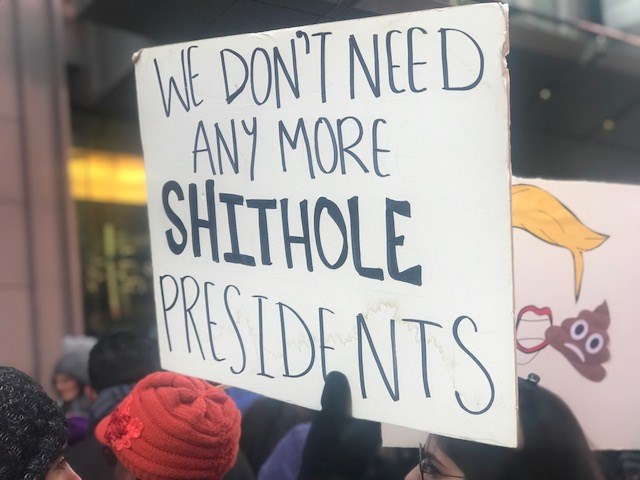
[95,371,241,480]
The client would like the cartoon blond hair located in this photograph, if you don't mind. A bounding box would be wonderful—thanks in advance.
[512,184,608,300]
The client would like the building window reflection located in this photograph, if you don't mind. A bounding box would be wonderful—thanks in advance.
[69,148,154,336]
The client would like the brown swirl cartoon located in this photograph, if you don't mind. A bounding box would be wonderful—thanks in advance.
[545,302,610,382]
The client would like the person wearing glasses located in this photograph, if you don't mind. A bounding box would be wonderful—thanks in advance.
[405,375,604,480]
[299,373,602,480]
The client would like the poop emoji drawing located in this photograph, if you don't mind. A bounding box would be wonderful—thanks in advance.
[545,302,610,382]
[512,184,611,382]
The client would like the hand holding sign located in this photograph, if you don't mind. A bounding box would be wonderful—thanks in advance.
[299,371,381,480]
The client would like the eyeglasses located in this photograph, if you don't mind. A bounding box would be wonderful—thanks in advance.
[418,442,465,480]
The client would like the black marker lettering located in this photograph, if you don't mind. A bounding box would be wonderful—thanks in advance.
[407,27,428,93]
[224,284,246,374]
[386,30,405,94]
[313,197,348,269]
[159,274,179,351]
[192,120,215,175]
[219,193,256,266]
[273,39,300,108]
[311,32,332,103]
[402,318,442,397]
[242,118,259,181]
[215,120,239,175]
[337,116,367,174]
[220,49,249,104]
[348,196,383,281]
[153,51,191,117]
[319,307,335,378]
[349,34,381,99]
[281,199,313,272]
[250,48,272,105]
[278,302,316,378]
[204,281,225,362]
[188,181,219,261]
[186,45,203,107]
[247,199,277,265]
[372,119,390,178]
[162,181,187,255]
[314,117,338,174]
[440,28,484,91]
[453,316,495,415]
[357,314,399,401]
[278,119,315,179]
[180,275,205,360]
[386,199,422,286]
[253,295,274,378]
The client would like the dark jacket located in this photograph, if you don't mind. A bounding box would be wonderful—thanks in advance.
[66,384,134,480]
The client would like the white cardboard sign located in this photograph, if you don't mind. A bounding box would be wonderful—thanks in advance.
[134,3,516,446]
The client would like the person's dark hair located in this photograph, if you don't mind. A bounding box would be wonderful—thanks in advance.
[436,377,603,480]
[88,332,160,392]
[0,367,67,480]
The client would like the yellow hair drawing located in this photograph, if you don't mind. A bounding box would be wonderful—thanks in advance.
[512,184,608,300]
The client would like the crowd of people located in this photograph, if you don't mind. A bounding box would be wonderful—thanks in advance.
[1,332,637,480]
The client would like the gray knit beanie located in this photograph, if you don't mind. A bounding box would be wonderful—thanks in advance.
[0,367,67,480]
[53,351,90,386]
[53,336,96,386]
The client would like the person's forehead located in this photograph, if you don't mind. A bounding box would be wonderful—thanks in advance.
[425,436,447,461]
[426,437,456,465]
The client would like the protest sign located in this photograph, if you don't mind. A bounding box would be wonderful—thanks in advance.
[134,3,516,446]
[383,177,640,449]
[514,177,640,449]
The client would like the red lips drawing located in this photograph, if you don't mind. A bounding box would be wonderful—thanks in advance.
[516,301,610,382]
[516,305,552,355]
